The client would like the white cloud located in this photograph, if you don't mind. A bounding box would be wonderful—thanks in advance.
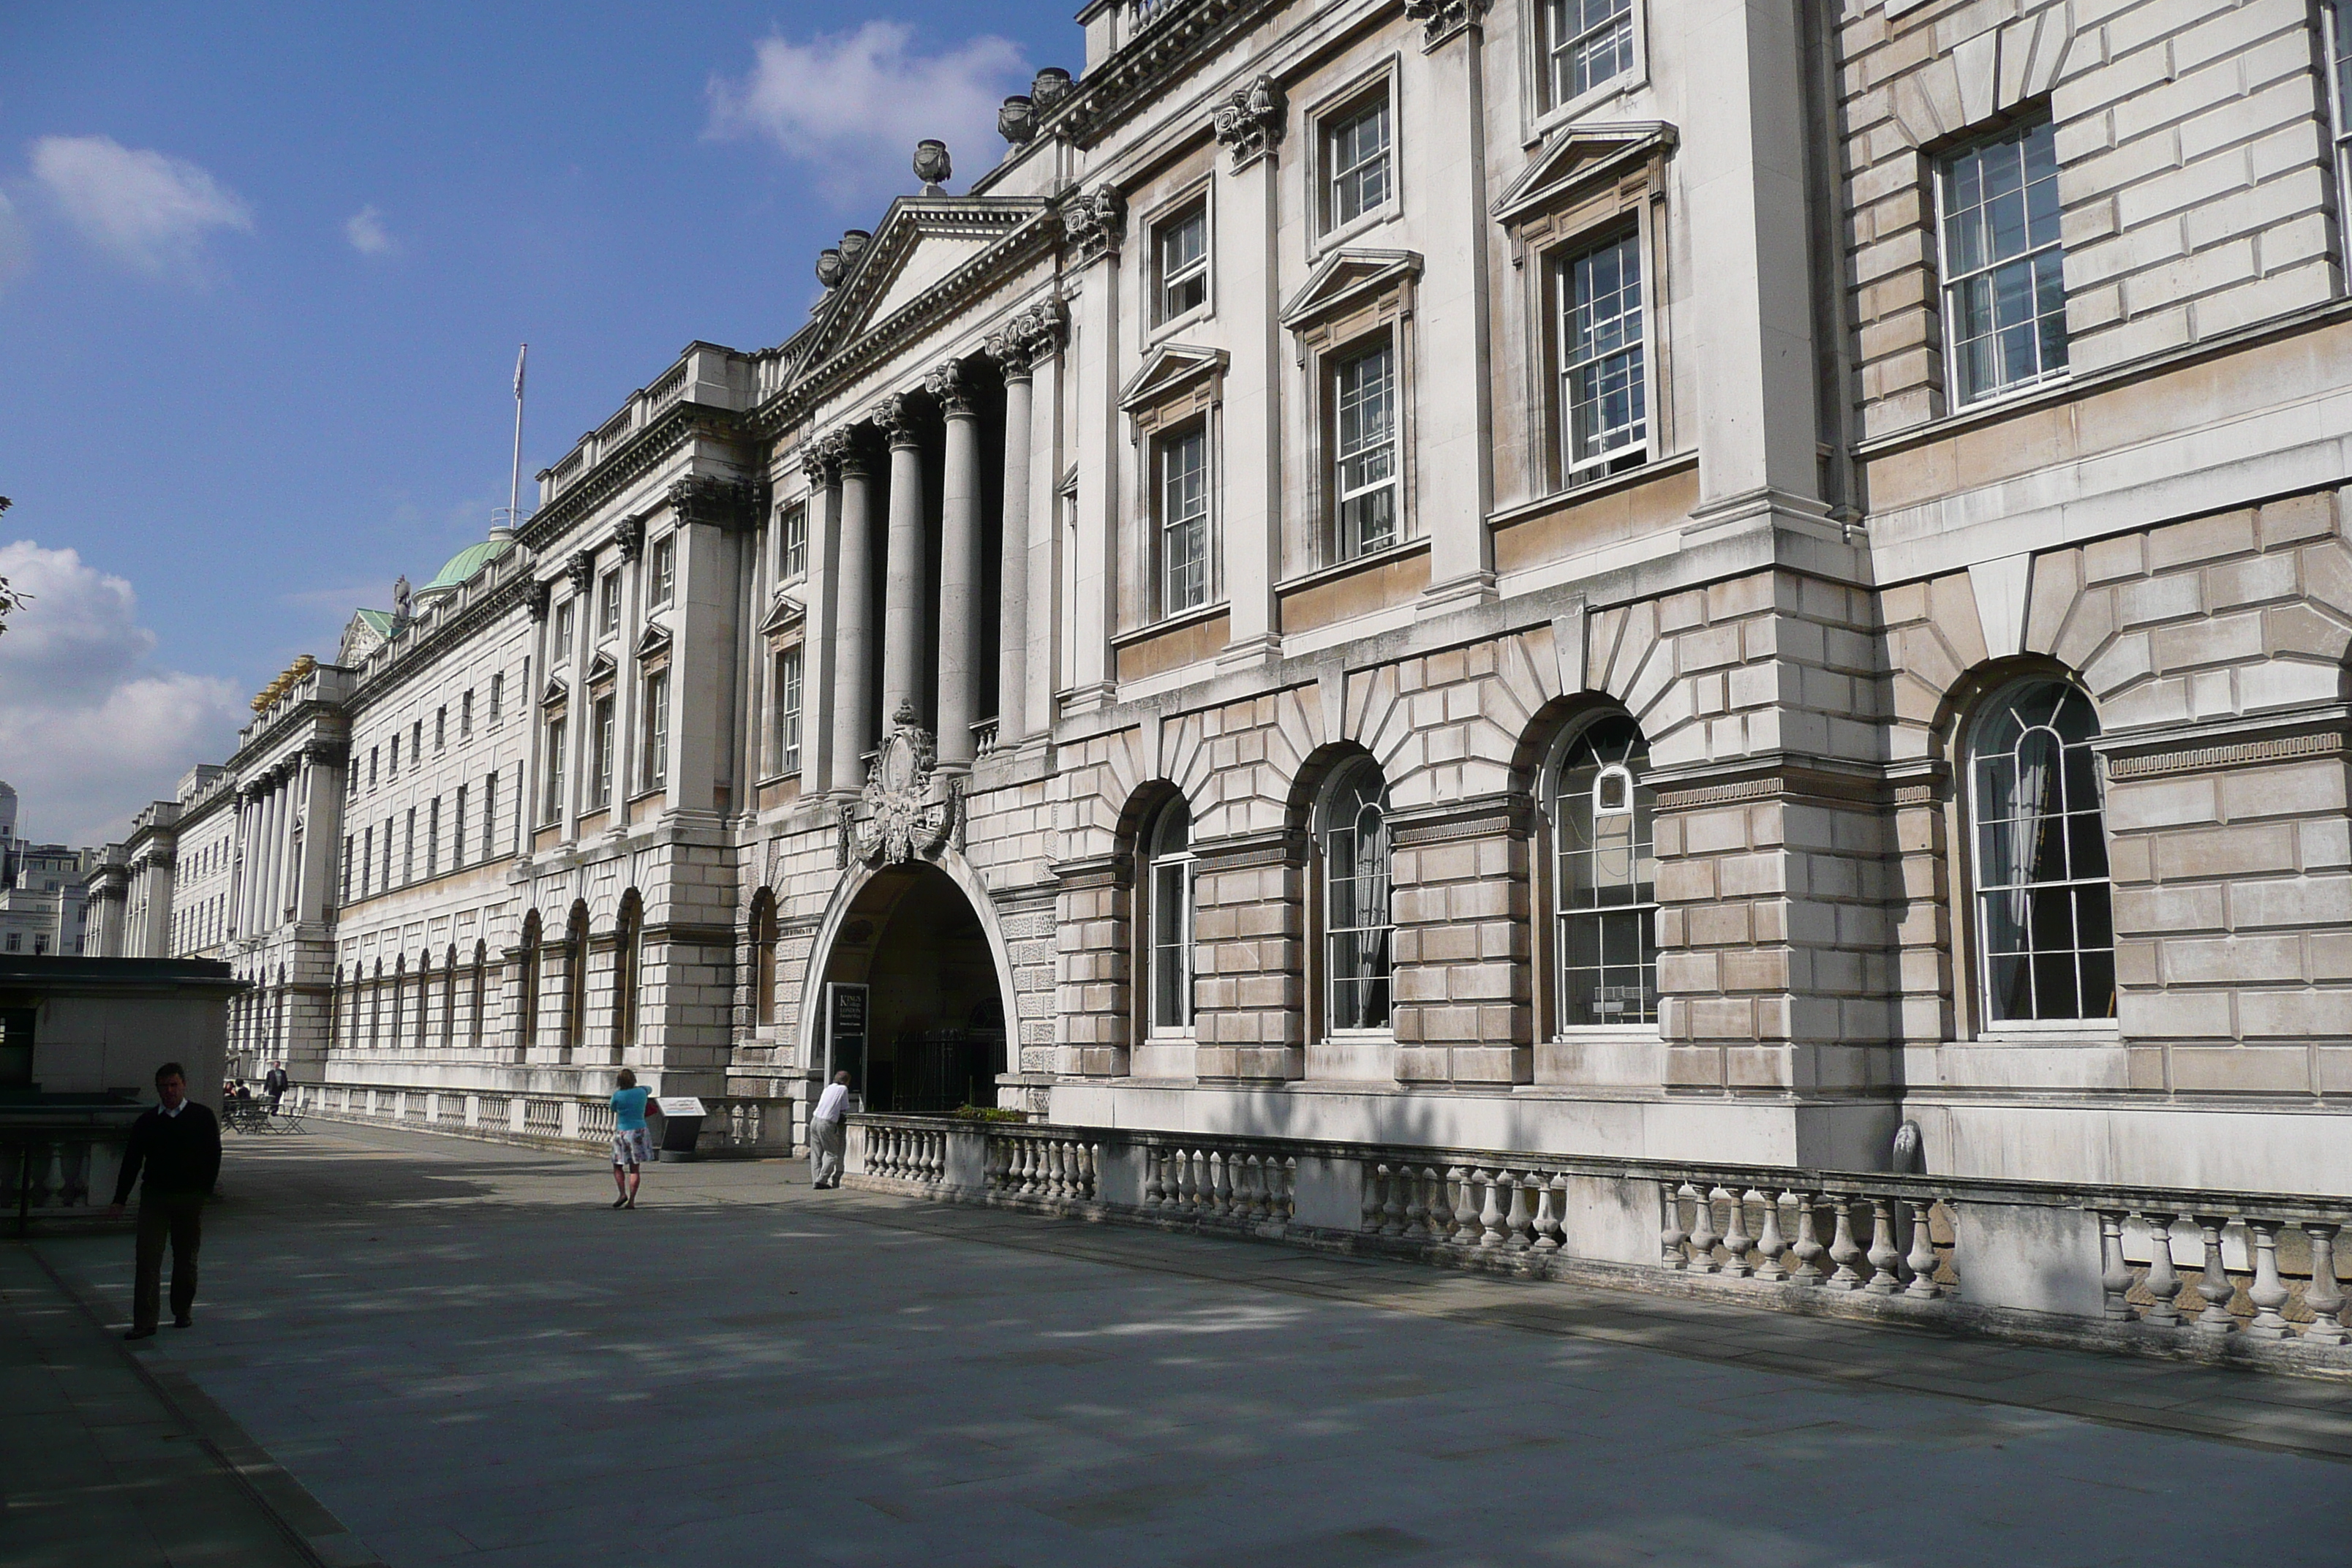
[0,189,29,290]
[29,135,252,278]
[344,203,391,255]
[705,22,1028,203]
[0,541,246,848]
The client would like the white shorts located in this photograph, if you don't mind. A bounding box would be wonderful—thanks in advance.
[611,1127,653,1166]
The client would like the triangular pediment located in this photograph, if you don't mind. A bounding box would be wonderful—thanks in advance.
[759,589,805,637]
[541,676,569,709]
[1493,121,1676,225]
[635,620,674,660]
[1279,249,1422,333]
[584,651,619,688]
[807,196,1052,364]
[339,610,391,666]
[1118,343,1228,412]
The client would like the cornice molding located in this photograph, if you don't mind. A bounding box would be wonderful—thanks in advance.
[1048,0,1288,149]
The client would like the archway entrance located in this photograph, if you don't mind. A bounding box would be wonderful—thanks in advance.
[818,862,1007,1114]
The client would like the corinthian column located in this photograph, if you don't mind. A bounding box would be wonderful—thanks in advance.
[930,362,982,767]
[830,435,877,794]
[878,392,928,729]
[990,323,1035,750]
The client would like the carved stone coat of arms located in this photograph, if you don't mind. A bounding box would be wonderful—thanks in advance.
[840,701,962,867]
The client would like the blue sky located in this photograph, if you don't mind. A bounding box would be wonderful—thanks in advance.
[0,1,1074,845]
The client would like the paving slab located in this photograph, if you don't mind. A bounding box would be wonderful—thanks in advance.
[26,1122,2352,1567]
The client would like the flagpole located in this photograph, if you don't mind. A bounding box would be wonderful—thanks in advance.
[507,344,527,530]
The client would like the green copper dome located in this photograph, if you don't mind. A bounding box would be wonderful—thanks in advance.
[418,535,516,595]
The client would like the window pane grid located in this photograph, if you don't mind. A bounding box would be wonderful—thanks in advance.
[1324,776,1392,1032]
[1970,684,2115,1024]
[1548,0,1634,104]
[777,649,803,774]
[1561,233,1646,471]
[1157,206,1208,323]
[1553,718,1658,1028]
[1327,99,1391,228]
[1334,342,1398,559]
[1161,429,1210,614]
[1940,119,2068,404]
[780,507,807,581]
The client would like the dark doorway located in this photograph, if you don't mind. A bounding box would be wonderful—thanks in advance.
[818,864,1007,1114]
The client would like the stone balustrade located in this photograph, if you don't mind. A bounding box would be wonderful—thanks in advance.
[845,1115,2352,1376]
[293,1082,792,1159]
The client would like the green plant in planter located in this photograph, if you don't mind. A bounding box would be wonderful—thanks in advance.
[949,1104,1025,1123]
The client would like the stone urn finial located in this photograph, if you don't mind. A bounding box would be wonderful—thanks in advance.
[815,248,845,289]
[840,228,871,262]
[998,95,1037,146]
[1031,67,1074,110]
[913,138,952,193]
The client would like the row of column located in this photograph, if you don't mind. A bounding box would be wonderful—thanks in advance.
[229,750,339,941]
[812,300,1061,794]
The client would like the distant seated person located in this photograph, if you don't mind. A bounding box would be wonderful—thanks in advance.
[231,1082,253,1103]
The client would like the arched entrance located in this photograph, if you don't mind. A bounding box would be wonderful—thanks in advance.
[815,860,1009,1114]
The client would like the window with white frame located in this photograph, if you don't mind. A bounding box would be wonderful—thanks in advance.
[1558,229,1646,479]
[1324,91,1392,231]
[554,598,576,660]
[1966,679,2114,1025]
[1937,117,2067,406]
[1157,425,1211,615]
[1145,797,1194,1033]
[1550,715,1657,1029]
[1155,199,1209,323]
[1319,760,1392,1033]
[598,571,622,639]
[774,649,802,774]
[649,534,676,606]
[777,504,807,581]
[1333,337,1399,561]
[460,689,473,736]
[640,671,670,793]
[2329,2,2352,220]
[1542,0,1635,110]
[543,716,568,821]
[589,696,616,809]
[489,672,504,726]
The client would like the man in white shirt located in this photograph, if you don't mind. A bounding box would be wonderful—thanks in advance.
[809,1071,851,1190]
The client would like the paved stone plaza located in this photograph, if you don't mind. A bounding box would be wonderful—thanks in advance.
[14,1124,2352,1567]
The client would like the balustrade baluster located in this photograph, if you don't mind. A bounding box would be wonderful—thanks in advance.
[1382,1161,1406,1235]
[2097,1210,2133,1319]
[2143,1212,2185,1327]
[1280,1158,1297,1223]
[1363,1165,1387,1234]
[1685,1183,1719,1274]
[1427,1167,1450,1237]
[1826,1197,1864,1290]
[1534,1176,1564,1254]
[1082,1144,1100,1201]
[1444,1168,1473,1245]
[1503,1173,1534,1251]
[2246,1220,2291,1338]
[1213,1152,1235,1219]
[1904,1199,1941,1299]
[1754,1194,1789,1281]
[1864,1197,1902,1295]
[2302,1223,2348,1345]
[1721,1188,1754,1278]
[1178,1150,1199,1213]
[1659,1180,1689,1270]
[1402,1164,1429,1240]
[1244,1155,1267,1221]
[1143,1149,1165,1209]
[1471,1169,1501,1248]
[2193,1214,2236,1333]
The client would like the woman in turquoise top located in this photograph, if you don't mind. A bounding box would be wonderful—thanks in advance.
[610,1069,652,1208]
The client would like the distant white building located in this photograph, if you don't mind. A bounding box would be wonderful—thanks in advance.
[0,784,103,957]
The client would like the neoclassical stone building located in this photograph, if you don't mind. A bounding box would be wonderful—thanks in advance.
[99,0,2352,1201]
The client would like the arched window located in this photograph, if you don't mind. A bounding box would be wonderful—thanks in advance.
[518,912,542,1053]
[1319,759,1392,1032]
[614,892,642,1058]
[470,941,488,1047]
[564,902,591,1063]
[441,945,458,1047]
[1550,715,1659,1029]
[1967,679,2114,1023]
[1145,796,1194,1034]
[750,891,779,1026]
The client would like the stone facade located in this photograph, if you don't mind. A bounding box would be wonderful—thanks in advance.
[97,0,2352,1191]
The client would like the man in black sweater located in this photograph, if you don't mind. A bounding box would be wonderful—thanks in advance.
[105,1063,222,1340]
